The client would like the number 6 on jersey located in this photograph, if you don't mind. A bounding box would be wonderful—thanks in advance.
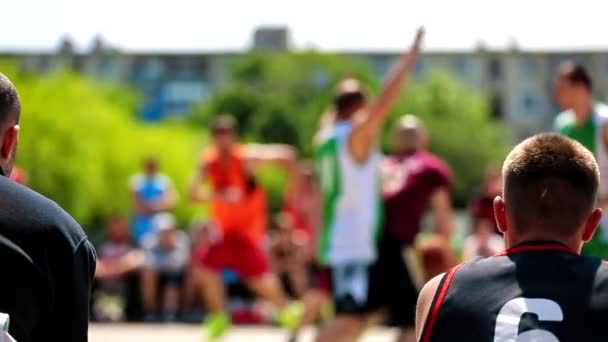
[494,298,563,342]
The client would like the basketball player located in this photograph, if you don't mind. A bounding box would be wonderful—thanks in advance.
[189,115,301,340]
[554,62,608,260]
[315,28,424,342]
[416,133,608,341]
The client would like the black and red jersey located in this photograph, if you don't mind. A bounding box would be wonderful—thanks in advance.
[420,240,608,342]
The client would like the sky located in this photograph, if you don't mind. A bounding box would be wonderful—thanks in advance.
[2,0,608,52]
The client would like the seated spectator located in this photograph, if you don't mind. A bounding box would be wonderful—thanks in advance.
[140,213,190,322]
[94,215,144,322]
[463,219,504,261]
[130,157,177,245]
[269,214,308,299]
[470,164,502,234]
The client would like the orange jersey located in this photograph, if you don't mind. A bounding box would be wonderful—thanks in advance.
[204,146,267,243]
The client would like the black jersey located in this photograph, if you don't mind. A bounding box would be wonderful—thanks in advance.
[0,172,96,342]
[420,241,608,342]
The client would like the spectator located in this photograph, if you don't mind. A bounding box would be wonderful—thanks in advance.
[94,215,144,322]
[269,214,309,299]
[131,157,177,244]
[140,213,190,322]
[462,220,504,261]
[282,160,321,260]
[469,164,502,234]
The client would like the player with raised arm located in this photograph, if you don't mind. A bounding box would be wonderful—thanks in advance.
[314,28,424,342]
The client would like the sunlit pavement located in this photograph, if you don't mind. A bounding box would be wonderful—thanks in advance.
[89,324,398,342]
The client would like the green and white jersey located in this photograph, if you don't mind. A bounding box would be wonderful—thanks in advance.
[555,103,608,198]
[556,102,608,258]
[315,121,383,266]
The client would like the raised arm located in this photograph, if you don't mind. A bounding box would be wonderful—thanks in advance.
[349,28,424,164]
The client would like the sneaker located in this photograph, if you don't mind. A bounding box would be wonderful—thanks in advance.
[276,302,304,331]
[203,313,231,340]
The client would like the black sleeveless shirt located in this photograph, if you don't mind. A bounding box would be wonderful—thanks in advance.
[420,241,608,342]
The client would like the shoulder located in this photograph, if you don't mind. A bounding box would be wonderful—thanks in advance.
[0,177,89,253]
[554,109,575,132]
[419,272,445,307]
[130,173,145,189]
[315,125,336,145]
[155,173,172,186]
[416,272,445,340]
[424,152,450,171]
[203,146,220,164]
[595,103,608,123]
[419,151,453,184]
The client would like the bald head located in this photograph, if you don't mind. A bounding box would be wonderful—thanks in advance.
[0,73,20,126]
[393,114,425,153]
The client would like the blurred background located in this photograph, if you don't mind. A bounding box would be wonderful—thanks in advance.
[2,0,608,340]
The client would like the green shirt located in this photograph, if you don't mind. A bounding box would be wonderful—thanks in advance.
[558,114,596,155]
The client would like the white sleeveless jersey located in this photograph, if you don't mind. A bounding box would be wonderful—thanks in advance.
[315,121,383,266]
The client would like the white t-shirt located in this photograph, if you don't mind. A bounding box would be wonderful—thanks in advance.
[463,234,505,261]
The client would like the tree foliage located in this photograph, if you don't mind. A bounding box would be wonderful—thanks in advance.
[1,50,508,232]
[191,52,508,206]
[6,69,206,229]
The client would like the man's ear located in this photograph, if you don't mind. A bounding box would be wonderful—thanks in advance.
[582,208,602,242]
[0,125,19,160]
[494,196,508,234]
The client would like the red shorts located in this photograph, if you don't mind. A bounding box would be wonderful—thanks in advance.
[196,234,269,279]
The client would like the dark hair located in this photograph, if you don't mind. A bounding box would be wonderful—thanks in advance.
[502,133,599,237]
[334,91,366,115]
[560,62,592,91]
[0,73,21,125]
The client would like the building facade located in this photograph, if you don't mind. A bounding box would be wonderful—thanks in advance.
[4,29,608,139]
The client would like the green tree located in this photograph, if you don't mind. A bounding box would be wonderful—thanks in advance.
[6,69,206,229]
[191,53,508,207]
[190,51,376,156]
[389,71,508,205]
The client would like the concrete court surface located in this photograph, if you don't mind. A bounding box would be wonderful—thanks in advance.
[89,324,398,342]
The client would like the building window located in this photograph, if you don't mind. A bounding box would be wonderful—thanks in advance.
[520,57,537,76]
[453,58,469,77]
[491,93,503,119]
[520,93,538,114]
[415,59,425,76]
[488,58,501,81]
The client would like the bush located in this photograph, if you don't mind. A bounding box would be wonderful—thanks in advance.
[8,70,207,228]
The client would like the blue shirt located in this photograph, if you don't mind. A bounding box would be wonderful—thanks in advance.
[130,173,172,243]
